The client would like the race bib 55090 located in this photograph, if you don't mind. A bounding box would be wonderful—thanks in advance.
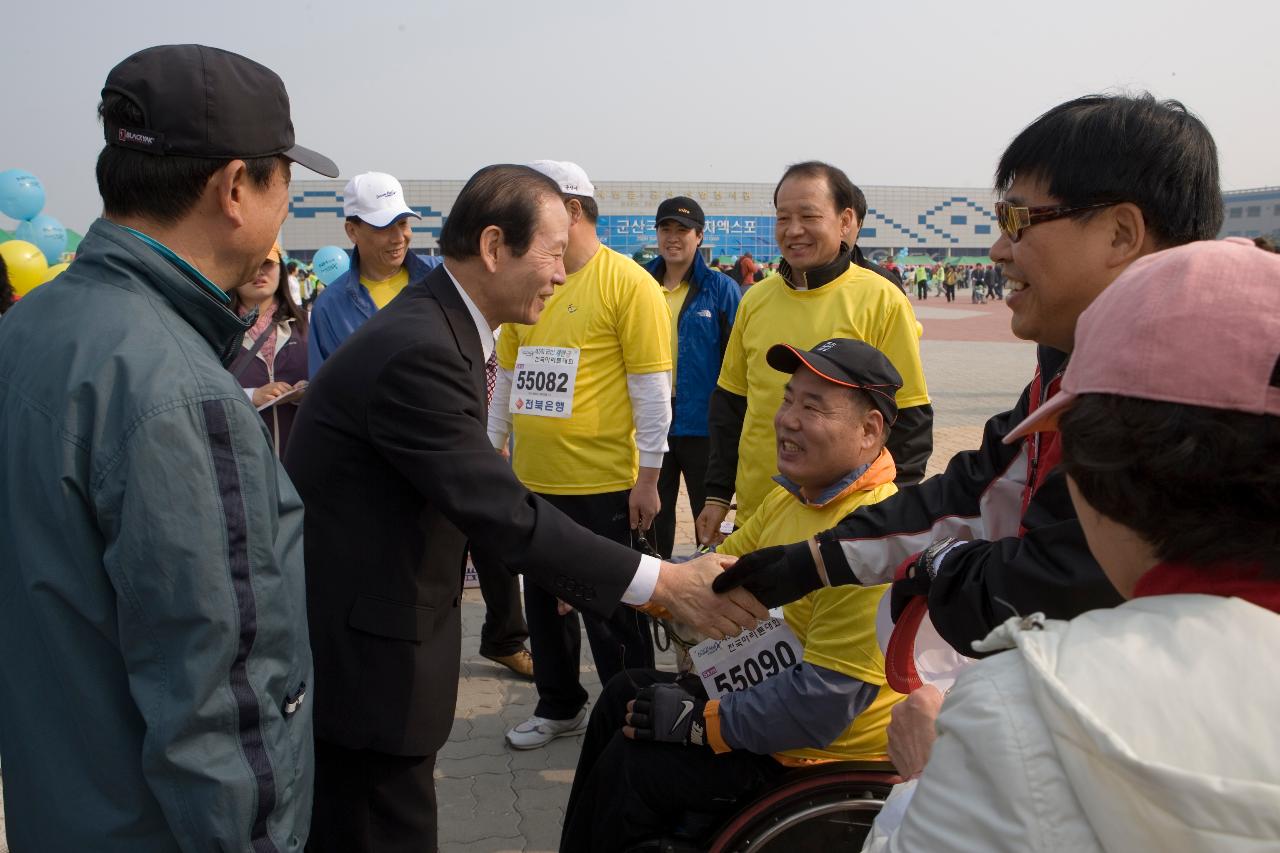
[692,610,803,699]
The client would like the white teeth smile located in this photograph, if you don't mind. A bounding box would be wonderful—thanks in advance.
[781,441,801,452]
[1008,278,1029,292]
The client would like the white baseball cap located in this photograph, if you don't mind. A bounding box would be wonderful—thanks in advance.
[527,160,595,198]
[342,172,421,227]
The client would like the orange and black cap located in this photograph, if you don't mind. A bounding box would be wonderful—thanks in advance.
[766,338,903,425]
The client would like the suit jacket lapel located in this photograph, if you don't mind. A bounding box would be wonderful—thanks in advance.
[424,265,487,404]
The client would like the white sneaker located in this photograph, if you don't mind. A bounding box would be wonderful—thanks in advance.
[505,708,588,750]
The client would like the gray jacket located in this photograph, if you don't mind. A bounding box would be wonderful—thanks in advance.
[0,219,313,852]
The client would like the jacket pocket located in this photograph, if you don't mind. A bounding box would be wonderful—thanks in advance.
[347,593,435,643]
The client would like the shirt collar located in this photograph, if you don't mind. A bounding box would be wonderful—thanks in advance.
[773,461,871,507]
[119,226,230,305]
[778,242,853,291]
[441,262,493,361]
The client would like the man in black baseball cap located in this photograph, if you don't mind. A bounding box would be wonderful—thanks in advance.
[0,45,334,852]
[102,43,338,177]
[765,337,903,427]
[644,196,742,559]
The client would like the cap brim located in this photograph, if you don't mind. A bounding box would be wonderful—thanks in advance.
[284,143,339,178]
[358,208,423,228]
[1002,390,1077,444]
[657,215,703,230]
[883,595,927,694]
[766,343,859,389]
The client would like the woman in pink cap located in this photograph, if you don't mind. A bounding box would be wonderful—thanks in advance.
[864,237,1280,852]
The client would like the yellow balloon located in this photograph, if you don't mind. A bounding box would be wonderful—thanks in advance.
[42,262,70,283]
[0,239,50,296]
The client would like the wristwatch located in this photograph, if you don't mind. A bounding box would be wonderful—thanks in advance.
[918,536,959,580]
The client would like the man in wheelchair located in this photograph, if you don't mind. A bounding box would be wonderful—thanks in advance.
[560,338,908,852]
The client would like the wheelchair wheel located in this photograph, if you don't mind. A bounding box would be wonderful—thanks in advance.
[707,770,894,853]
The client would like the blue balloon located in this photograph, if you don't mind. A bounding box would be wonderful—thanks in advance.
[312,245,351,285]
[0,169,46,221]
[15,213,67,264]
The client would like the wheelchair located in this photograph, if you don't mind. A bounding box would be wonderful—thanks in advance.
[624,760,899,853]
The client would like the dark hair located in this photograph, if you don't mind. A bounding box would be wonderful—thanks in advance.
[1060,394,1280,575]
[229,255,308,335]
[0,254,12,315]
[1255,236,1277,253]
[96,92,280,224]
[439,164,563,259]
[772,161,857,216]
[849,183,868,224]
[995,93,1222,247]
[566,194,599,225]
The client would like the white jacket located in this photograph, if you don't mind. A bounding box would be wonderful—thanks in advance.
[865,595,1280,852]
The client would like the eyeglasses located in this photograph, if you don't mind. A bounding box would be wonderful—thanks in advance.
[994,200,1117,243]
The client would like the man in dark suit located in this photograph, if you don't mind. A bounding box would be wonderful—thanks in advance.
[286,164,766,853]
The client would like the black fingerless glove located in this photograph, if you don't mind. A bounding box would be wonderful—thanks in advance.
[710,541,821,607]
[629,683,711,749]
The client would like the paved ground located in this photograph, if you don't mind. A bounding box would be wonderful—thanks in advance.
[0,299,1033,853]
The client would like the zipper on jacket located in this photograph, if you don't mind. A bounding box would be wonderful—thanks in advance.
[283,681,307,717]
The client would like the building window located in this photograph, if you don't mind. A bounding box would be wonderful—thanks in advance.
[1247,206,1262,217]
[859,227,877,238]
[950,215,967,225]
[1229,207,1243,219]
[917,215,927,225]
[975,224,992,235]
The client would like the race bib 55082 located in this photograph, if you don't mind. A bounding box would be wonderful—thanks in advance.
[510,346,580,419]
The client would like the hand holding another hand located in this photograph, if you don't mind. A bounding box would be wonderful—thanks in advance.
[650,552,767,641]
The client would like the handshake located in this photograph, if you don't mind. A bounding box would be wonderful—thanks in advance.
[639,542,828,640]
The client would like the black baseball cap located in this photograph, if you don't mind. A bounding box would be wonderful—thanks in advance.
[655,196,705,230]
[102,44,339,178]
[766,338,903,424]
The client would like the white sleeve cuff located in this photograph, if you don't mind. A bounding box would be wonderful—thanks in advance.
[638,451,664,469]
[243,387,257,401]
[621,554,661,606]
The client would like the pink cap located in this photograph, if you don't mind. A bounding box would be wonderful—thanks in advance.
[1006,237,1280,442]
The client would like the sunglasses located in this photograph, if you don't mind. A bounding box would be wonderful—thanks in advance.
[994,200,1117,243]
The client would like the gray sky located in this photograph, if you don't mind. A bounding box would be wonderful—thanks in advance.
[4,0,1276,233]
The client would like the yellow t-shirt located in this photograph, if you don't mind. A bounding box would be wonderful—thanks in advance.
[718,452,903,762]
[497,246,672,494]
[361,267,410,310]
[717,266,929,524]
[663,281,690,389]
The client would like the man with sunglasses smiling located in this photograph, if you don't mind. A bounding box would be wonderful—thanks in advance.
[713,94,1223,727]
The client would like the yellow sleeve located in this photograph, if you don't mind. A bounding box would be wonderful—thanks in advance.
[799,585,890,685]
[615,263,672,375]
[874,297,931,409]
[716,294,750,396]
[495,323,523,371]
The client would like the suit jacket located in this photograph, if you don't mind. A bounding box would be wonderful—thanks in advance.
[285,264,642,756]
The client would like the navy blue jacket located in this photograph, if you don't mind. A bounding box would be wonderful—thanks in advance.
[645,252,741,436]
[307,248,442,376]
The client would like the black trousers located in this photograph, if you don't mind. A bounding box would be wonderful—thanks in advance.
[944,283,956,302]
[916,281,928,299]
[560,669,785,853]
[308,740,437,853]
[470,549,528,658]
[525,489,654,720]
[653,434,710,559]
